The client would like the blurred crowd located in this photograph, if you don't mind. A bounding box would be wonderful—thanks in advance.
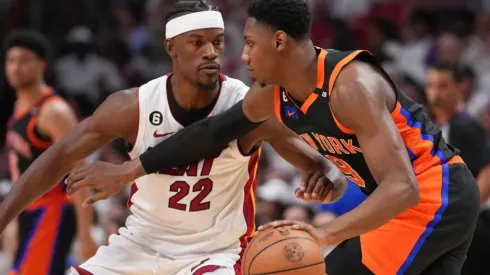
[2,0,490,273]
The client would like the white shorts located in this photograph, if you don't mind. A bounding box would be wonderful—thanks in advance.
[69,233,240,275]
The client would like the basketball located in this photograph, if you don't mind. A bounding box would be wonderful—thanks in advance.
[242,225,326,275]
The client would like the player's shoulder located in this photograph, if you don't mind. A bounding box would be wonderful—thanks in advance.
[139,74,171,94]
[38,95,73,118]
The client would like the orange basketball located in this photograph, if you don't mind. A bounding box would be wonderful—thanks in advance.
[242,225,326,275]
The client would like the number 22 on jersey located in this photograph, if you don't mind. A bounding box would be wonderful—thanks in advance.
[325,155,365,188]
[166,153,219,212]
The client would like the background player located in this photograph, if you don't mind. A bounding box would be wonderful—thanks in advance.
[0,2,342,275]
[4,30,97,274]
[66,0,480,274]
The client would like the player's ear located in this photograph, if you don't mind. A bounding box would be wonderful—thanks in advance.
[273,31,287,52]
[165,39,177,57]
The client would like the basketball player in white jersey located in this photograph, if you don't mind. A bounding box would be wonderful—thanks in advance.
[0,1,345,275]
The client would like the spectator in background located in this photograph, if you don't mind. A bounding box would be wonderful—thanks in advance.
[427,62,490,193]
[458,65,476,104]
[386,9,435,85]
[282,205,314,223]
[427,62,490,199]
[426,62,490,275]
[116,0,152,55]
[365,17,400,65]
[436,32,464,65]
[55,26,124,118]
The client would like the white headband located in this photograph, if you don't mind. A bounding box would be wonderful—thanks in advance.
[166,11,225,39]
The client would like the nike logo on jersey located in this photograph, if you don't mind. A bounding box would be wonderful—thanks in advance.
[284,106,299,120]
[153,130,174,138]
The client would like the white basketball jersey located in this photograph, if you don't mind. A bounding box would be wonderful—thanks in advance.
[126,74,259,261]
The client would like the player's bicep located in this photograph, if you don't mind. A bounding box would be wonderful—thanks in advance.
[49,89,139,167]
[331,67,415,186]
[47,119,110,166]
[354,106,413,185]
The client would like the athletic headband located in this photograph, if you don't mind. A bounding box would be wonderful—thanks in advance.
[166,11,225,39]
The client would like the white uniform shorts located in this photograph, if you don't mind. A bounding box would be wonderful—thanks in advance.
[69,233,241,275]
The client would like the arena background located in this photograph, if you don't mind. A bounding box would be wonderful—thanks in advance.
[1,0,490,273]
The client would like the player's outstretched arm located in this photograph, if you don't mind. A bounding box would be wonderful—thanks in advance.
[66,82,273,190]
[0,89,139,234]
[323,61,419,244]
[240,118,347,203]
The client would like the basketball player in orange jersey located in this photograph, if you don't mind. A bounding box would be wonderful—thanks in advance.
[64,0,480,274]
[0,2,339,275]
[3,30,97,275]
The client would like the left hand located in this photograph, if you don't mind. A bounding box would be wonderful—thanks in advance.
[66,161,135,206]
[295,171,334,203]
[257,220,336,247]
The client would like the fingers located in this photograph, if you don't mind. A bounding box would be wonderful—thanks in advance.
[312,178,326,200]
[291,223,310,231]
[66,167,91,190]
[82,191,110,207]
[295,187,305,198]
[298,171,312,193]
[303,172,322,200]
[257,220,297,231]
[319,180,334,201]
[67,178,98,196]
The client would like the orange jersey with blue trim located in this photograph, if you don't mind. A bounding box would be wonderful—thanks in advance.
[7,88,72,209]
[273,48,463,195]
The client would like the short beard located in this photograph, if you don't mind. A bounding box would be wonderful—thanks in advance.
[196,80,218,92]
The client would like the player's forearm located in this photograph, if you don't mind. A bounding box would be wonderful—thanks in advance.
[135,101,264,177]
[324,179,419,243]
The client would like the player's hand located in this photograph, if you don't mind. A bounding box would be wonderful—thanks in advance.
[66,161,134,206]
[257,220,334,247]
[295,171,334,203]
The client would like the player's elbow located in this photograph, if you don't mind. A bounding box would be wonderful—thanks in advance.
[400,176,420,208]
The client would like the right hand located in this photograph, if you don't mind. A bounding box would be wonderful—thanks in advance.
[66,161,138,206]
[295,171,334,202]
[296,169,347,204]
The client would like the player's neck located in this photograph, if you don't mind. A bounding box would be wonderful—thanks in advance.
[15,82,49,110]
[279,42,318,103]
[171,74,219,110]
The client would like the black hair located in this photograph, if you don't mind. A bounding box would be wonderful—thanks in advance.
[247,0,311,40]
[165,0,218,22]
[431,62,474,83]
[4,29,50,60]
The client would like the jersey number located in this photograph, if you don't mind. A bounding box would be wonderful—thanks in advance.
[326,155,365,188]
[168,179,213,211]
[167,154,218,212]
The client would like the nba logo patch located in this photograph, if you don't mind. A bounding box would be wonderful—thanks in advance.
[284,106,299,120]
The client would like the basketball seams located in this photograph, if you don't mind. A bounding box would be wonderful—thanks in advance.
[246,237,318,275]
[248,261,325,275]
